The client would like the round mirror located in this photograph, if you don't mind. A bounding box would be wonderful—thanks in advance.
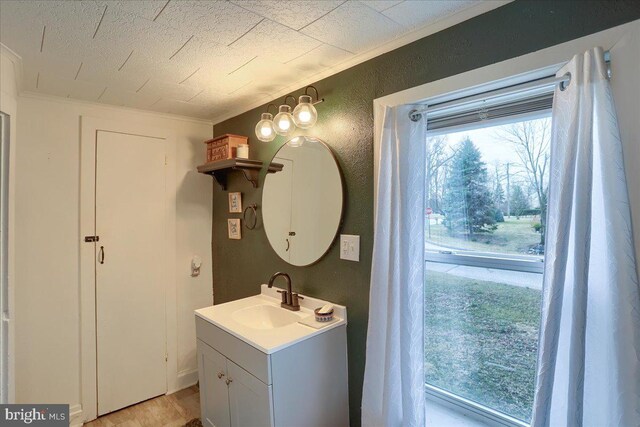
[262,136,343,266]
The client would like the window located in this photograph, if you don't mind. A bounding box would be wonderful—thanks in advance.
[424,113,550,425]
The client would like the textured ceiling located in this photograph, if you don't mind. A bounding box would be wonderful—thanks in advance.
[0,0,483,120]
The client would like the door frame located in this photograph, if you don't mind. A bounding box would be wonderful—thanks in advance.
[0,111,10,404]
[80,116,178,422]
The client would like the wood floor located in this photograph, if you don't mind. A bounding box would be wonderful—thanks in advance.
[84,385,201,427]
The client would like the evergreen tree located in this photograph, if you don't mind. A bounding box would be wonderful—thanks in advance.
[510,185,529,219]
[442,138,497,235]
[493,180,506,222]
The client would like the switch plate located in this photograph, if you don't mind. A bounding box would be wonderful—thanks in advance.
[340,235,360,262]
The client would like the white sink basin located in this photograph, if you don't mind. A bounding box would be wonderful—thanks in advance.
[231,304,301,330]
[195,285,347,354]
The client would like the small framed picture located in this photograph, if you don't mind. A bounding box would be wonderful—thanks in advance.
[228,192,242,213]
[228,219,241,240]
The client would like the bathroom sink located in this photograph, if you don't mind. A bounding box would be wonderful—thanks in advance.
[195,285,347,353]
[231,304,301,329]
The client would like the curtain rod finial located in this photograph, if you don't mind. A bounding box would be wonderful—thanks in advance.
[409,109,422,122]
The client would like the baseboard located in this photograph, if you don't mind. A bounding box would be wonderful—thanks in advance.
[169,368,198,394]
[69,403,83,427]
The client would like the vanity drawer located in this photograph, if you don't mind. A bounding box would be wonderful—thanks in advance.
[196,316,271,384]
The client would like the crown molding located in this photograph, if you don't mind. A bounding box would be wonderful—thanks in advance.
[19,91,214,126]
[210,1,510,125]
[1,42,23,95]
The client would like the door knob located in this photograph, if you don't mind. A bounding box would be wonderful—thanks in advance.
[98,246,105,264]
[225,378,232,386]
[217,372,225,379]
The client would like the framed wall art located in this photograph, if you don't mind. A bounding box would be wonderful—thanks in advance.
[228,218,241,240]
[228,192,242,213]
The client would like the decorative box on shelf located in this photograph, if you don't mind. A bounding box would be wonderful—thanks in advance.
[204,134,248,162]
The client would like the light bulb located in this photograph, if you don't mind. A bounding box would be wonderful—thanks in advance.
[278,118,290,130]
[298,111,311,122]
[292,95,317,129]
[273,105,296,136]
[255,113,276,142]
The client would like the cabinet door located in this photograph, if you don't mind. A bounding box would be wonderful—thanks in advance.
[228,360,274,427]
[197,341,231,427]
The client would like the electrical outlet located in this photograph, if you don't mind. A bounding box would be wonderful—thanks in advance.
[340,235,360,262]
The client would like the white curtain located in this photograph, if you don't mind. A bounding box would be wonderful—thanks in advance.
[531,47,640,427]
[362,105,426,427]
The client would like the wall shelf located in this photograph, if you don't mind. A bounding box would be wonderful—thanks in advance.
[197,159,283,190]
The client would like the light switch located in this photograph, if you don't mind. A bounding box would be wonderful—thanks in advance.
[340,235,360,262]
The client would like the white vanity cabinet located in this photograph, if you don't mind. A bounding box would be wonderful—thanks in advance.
[195,293,349,427]
[197,339,272,427]
[198,342,232,427]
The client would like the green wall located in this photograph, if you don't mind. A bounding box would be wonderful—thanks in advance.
[212,2,640,425]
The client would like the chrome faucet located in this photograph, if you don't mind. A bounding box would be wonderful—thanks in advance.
[267,272,303,311]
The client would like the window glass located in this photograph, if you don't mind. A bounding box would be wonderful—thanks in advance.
[424,116,550,423]
[425,118,550,258]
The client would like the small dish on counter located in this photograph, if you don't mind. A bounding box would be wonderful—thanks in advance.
[314,307,334,322]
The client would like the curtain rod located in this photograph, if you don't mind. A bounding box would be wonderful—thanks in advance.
[409,50,611,122]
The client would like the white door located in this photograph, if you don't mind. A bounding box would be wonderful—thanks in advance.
[227,360,273,427]
[262,157,293,261]
[197,341,231,427]
[95,130,167,415]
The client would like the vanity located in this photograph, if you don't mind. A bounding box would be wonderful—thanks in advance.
[195,285,349,427]
[196,136,348,426]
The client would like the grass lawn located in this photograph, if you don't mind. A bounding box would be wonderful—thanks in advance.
[425,270,542,422]
[426,217,543,255]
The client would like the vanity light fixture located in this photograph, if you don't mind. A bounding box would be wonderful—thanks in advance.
[255,86,325,142]
[293,86,321,129]
[255,104,278,142]
[273,95,297,137]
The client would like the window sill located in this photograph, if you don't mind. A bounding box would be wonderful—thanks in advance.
[426,397,493,427]
[426,386,528,427]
